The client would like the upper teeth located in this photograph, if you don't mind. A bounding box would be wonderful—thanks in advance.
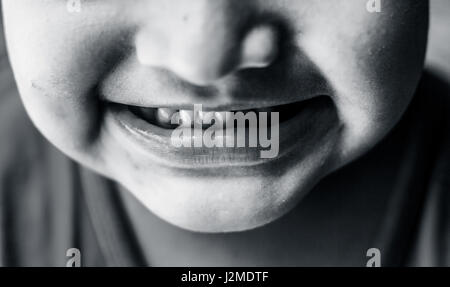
[137,106,273,128]
[155,108,178,128]
[156,108,175,122]
[179,110,194,127]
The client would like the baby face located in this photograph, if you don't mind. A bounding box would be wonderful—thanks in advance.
[3,0,428,232]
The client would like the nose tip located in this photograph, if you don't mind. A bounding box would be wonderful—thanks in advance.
[136,23,280,86]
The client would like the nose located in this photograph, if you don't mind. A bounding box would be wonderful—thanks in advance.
[135,1,279,86]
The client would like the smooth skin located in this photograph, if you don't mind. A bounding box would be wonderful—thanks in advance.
[2,0,428,233]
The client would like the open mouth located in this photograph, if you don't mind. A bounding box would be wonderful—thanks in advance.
[105,96,337,168]
[115,99,314,130]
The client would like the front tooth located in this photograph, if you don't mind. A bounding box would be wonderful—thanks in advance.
[155,108,177,127]
[179,110,194,127]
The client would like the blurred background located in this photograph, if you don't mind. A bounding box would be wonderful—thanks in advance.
[0,1,449,98]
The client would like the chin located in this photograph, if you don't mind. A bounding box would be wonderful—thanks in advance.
[121,177,295,233]
[115,146,336,233]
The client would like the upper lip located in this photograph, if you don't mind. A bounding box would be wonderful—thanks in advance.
[104,99,315,112]
[98,45,334,114]
[99,69,323,111]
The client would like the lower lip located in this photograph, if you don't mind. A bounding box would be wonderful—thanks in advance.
[105,97,337,169]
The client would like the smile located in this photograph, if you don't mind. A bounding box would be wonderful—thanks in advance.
[105,96,337,168]
[126,100,311,130]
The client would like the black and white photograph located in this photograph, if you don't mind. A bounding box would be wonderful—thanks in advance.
[0,0,449,271]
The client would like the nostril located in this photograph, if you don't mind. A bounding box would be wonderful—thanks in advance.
[239,25,279,69]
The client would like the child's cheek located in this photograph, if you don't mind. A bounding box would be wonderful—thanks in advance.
[295,1,428,161]
[4,1,134,158]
